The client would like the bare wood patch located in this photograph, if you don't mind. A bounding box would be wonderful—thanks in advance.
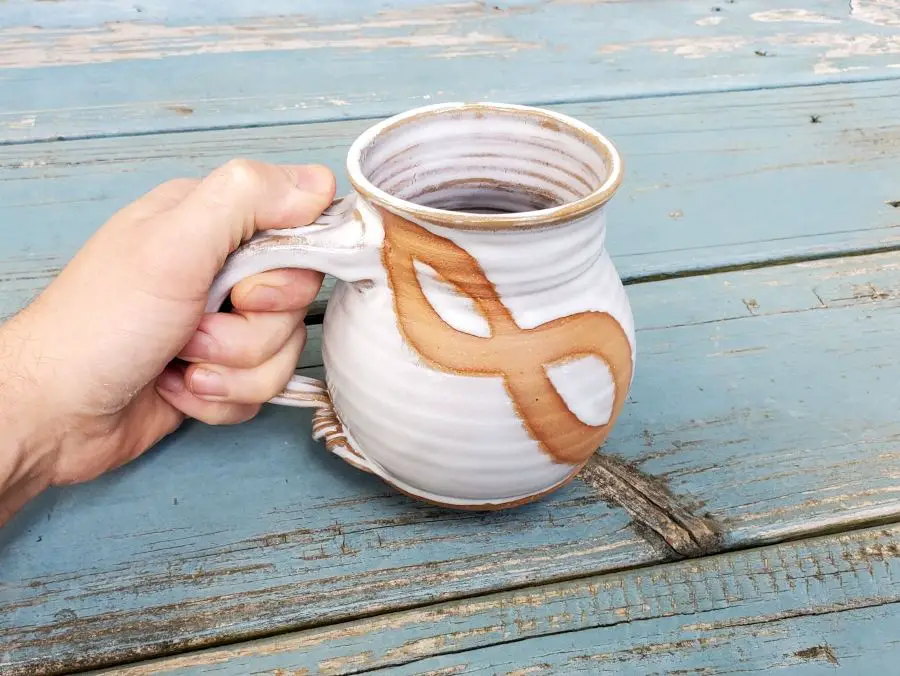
[850,0,900,27]
[794,644,840,665]
[578,453,722,557]
[0,6,538,69]
[90,524,900,675]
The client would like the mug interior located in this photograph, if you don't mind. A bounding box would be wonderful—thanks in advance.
[346,102,622,229]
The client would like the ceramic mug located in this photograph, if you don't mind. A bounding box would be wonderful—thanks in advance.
[206,102,635,510]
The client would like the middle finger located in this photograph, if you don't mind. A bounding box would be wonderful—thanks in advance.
[178,309,305,369]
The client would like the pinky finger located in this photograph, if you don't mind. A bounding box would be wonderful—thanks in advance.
[156,363,262,425]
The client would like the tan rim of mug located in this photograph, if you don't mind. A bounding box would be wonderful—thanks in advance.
[345,101,624,231]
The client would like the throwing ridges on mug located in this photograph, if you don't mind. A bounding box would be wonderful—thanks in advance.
[206,102,636,510]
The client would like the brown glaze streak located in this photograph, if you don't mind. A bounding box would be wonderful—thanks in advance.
[380,209,633,465]
[311,407,371,471]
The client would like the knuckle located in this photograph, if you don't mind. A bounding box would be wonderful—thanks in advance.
[257,367,295,402]
[242,339,273,367]
[200,322,280,369]
[283,274,322,309]
[235,404,263,424]
[161,177,198,192]
[217,158,262,193]
[242,314,300,366]
[236,331,280,368]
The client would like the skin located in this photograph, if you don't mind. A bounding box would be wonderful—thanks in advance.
[0,159,336,527]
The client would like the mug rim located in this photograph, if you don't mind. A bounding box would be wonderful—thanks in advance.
[345,102,623,230]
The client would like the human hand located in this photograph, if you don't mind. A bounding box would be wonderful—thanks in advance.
[0,160,335,521]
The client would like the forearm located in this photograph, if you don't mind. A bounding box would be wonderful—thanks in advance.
[0,314,58,526]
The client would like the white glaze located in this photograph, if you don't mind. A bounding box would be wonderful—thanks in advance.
[207,102,635,509]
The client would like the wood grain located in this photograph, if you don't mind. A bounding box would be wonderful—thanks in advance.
[2,79,899,323]
[2,0,900,142]
[2,249,898,674]
[579,453,721,557]
[90,523,900,675]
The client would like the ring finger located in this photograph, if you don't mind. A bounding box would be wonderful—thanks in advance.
[178,309,306,369]
[185,323,307,404]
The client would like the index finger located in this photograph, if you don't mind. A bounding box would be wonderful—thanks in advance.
[231,268,325,313]
[163,159,336,275]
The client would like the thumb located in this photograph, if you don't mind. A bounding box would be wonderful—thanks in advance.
[163,160,336,277]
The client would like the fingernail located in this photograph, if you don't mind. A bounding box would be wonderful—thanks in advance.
[179,330,217,361]
[244,284,284,311]
[290,165,335,196]
[157,367,185,393]
[190,368,227,398]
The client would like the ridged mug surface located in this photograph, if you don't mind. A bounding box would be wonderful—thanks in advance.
[207,102,635,510]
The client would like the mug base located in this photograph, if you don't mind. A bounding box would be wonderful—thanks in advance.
[376,461,588,511]
[312,399,589,510]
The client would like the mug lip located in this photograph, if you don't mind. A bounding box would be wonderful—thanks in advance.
[344,101,623,230]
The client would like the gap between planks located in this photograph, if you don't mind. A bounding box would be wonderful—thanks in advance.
[3,72,900,148]
[4,248,899,674]
[297,242,900,326]
[86,519,900,675]
[5,0,900,143]
[296,246,900,569]
[1,82,900,672]
[5,76,900,326]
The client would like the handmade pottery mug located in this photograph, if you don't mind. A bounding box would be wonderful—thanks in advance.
[206,102,635,510]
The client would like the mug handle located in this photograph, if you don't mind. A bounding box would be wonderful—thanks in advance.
[203,194,382,472]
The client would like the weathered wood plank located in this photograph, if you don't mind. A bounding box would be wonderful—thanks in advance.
[2,0,900,142]
[2,249,898,674]
[91,523,900,675]
[2,79,900,323]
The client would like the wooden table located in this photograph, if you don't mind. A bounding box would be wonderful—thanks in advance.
[2,1,899,673]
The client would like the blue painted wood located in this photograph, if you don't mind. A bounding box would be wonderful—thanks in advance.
[2,250,899,674]
[2,0,900,142]
[92,523,900,675]
[2,79,899,323]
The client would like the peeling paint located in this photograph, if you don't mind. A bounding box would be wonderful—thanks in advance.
[603,31,900,66]
[8,116,36,129]
[0,15,537,69]
[597,35,753,59]
[812,32,900,57]
[4,60,900,675]
[850,0,900,26]
[751,9,840,24]
[108,524,900,675]
[814,59,870,74]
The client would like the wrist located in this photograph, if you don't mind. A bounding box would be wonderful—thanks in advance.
[0,419,58,526]
[0,314,61,525]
